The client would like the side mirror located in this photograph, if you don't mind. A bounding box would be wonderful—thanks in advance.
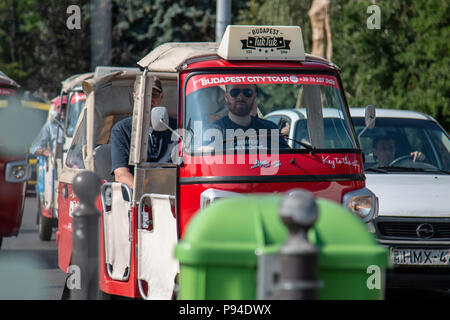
[151,106,169,132]
[364,105,376,129]
[358,105,376,140]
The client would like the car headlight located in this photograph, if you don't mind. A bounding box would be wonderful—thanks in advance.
[5,160,31,183]
[200,188,242,209]
[342,187,378,223]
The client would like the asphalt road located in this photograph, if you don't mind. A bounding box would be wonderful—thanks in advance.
[0,194,66,300]
[1,194,449,300]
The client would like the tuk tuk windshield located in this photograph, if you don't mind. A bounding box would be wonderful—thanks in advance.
[184,72,357,154]
[66,91,86,137]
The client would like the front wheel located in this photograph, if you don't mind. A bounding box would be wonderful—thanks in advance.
[39,213,53,241]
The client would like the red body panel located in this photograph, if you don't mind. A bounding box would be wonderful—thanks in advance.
[57,181,76,272]
[177,152,364,235]
[185,59,335,72]
[57,179,141,298]
[0,156,26,237]
[41,207,53,219]
[0,87,17,97]
[99,206,140,298]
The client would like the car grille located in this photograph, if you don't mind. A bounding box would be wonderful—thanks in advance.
[376,219,450,240]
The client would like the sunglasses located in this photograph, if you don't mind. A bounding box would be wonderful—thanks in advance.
[229,88,255,98]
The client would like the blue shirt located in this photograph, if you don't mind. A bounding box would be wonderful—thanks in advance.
[31,120,64,154]
[110,116,177,175]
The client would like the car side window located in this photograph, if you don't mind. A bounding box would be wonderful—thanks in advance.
[404,127,440,168]
[429,129,450,170]
[266,115,291,142]
[265,116,281,126]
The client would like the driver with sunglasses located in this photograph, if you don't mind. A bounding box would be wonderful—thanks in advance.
[210,84,289,149]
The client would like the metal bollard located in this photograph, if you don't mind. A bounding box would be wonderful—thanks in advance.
[274,189,321,300]
[70,171,101,300]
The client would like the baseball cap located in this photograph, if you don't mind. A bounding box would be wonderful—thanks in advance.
[152,76,162,93]
[54,95,68,111]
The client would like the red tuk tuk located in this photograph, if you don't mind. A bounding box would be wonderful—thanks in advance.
[0,72,30,248]
[36,72,93,241]
[57,26,378,298]
[38,69,137,241]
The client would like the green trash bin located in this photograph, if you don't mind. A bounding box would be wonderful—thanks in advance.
[175,194,388,300]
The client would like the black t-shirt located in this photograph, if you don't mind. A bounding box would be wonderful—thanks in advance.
[209,115,289,149]
[110,116,177,175]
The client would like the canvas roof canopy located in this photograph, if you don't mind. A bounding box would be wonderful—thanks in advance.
[137,42,339,72]
[137,42,220,72]
[0,71,20,88]
[61,72,94,93]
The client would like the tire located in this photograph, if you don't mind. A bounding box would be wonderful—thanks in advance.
[39,213,53,241]
[36,196,41,224]
[0,237,3,249]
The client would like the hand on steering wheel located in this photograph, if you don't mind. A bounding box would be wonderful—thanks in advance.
[411,151,425,162]
[389,151,425,166]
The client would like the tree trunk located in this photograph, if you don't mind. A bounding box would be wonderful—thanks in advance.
[9,0,17,63]
[308,0,332,60]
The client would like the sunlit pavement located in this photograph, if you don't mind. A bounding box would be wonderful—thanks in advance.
[0,195,65,300]
[1,195,449,300]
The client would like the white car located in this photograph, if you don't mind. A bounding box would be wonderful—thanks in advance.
[265,107,450,289]
[350,108,450,289]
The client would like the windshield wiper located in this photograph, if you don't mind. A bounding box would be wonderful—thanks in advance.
[378,166,426,172]
[377,166,450,174]
[422,168,450,174]
[285,137,314,151]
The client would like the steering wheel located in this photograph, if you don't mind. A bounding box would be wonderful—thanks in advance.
[389,154,439,170]
[389,155,413,167]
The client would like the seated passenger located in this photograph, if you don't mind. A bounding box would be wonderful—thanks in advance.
[372,136,425,167]
[31,96,67,157]
[209,84,289,149]
[110,76,177,189]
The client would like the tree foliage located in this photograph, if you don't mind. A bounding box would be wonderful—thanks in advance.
[1,0,448,131]
[111,0,216,66]
[0,0,248,98]
[0,0,90,98]
[111,0,248,66]
[239,0,449,130]
[238,0,313,52]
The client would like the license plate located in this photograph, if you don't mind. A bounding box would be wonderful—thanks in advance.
[391,248,450,266]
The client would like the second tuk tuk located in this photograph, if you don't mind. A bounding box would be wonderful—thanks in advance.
[35,72,93,241]
[38,68,140,241]
[57,25,378,299]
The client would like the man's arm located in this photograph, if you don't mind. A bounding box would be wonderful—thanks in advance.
[261,118,290,149]
[110,118,134,189]
[35,148,52,157]
[31,123,52,156]
[113,167,134,189]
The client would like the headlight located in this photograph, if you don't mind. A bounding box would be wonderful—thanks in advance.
[200,188,242,209]
[5,160,30,183]
[342,187,378,223]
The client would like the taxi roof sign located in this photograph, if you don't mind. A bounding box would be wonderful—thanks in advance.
[217,25,305,61]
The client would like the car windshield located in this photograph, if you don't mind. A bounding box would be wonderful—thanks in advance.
[66,91,86,137]
[353,117,450,172]
[184,72,357,154]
